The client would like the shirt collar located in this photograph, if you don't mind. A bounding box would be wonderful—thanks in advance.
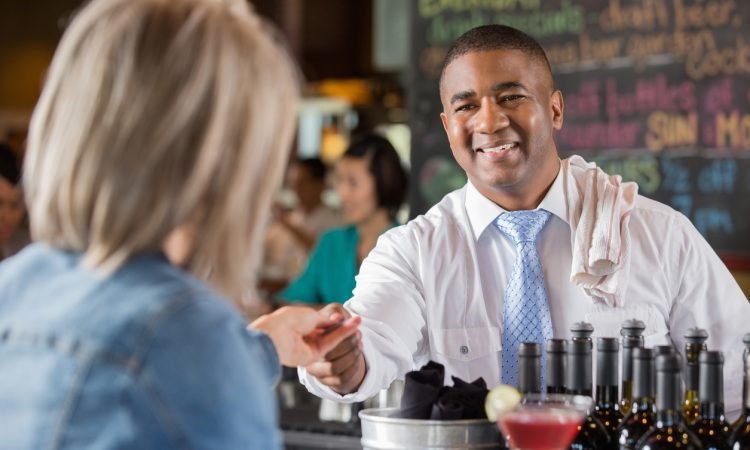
[464,162,568,241]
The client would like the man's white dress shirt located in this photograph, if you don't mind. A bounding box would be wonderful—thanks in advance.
[299,164,750,416]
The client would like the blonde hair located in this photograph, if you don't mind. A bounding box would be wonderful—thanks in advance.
[25,0,300,304]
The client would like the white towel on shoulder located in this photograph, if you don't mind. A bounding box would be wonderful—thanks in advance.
[561,155,639,307]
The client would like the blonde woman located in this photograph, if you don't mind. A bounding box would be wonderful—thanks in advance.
[0,0,359,448]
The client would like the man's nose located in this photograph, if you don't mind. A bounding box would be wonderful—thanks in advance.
[473,99,509,134]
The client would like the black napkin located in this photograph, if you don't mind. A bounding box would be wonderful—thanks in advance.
[395,361,489,420]
[394,361,444,419]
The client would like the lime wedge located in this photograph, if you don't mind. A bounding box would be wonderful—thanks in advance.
[484,384,521,421]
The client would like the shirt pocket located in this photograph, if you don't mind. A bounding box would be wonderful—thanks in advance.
[431,327,501,382]
[432,327,501,361]
[585,304,670,348]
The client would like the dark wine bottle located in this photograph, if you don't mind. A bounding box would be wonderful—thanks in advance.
[570,322,595,394]
[618,348,656,450]
[654,345,675,356]
[547,339,567,394]
[635,353,702,450]
[620,319,646,416]
[689,351,730,450]
[683,328,709,426]
[593,337,624,446]
[518,342,542,395]
[730,353,750,449]
[568,325,611,450]
[731,333,750,431]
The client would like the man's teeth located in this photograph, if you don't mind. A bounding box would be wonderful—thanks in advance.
[482,143,516,153]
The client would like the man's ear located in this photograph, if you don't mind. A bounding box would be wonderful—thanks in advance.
[550,90,564,130]
[440,111,449,135]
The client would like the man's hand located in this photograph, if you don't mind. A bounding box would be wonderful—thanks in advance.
[250,305,360,367]
[303,304,367,395]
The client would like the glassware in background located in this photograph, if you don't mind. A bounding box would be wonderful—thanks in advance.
[683,327,708,426]
[620,319,646,416]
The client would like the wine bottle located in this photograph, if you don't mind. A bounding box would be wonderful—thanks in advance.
[618,348,656,450]
[683,328,708,426]
[547,339,567,394]
[620,319,646,415]
[570,322,595,394]
[689,351,730,450]
[730,353,750,449]
[518,342,541,395]
[731,333,750,431]
[635,353,702,450]
[593,337,624,446]
[654,345,675,356]
[568,333,611,450]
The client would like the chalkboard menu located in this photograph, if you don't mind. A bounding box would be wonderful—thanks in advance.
[408,0,750,262]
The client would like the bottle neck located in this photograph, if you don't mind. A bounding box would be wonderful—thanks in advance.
[684,389,699,403]
[633,396,656,413]
[568,387,592,397]
[699,401,725,420]
[595,385,619,407]
[656,409,682,427]
[621,380,633,402]
[657,370,681,414]
[547,385,566,394]
[685,362,699,391]
[546,350,566,395]
[567,341,592,396]
[684,343,706,391]
[518,355,541,395]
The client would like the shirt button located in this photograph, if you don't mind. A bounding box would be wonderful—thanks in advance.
[460,345,469,355]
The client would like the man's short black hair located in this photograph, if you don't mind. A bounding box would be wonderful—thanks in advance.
[439,24,554,90]
[297,158,327,182]
[343,134,408,219]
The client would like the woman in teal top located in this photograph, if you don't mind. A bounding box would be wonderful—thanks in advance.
[280,135,408,304]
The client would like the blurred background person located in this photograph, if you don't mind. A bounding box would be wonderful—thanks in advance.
[0,143,28,260]
[0,0,360,448]
[278,134,408,305]
[2,127,27,163]
[261,157,341,295]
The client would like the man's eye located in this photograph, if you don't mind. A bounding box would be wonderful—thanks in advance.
[502,95,525,103]
[455,104,475,113]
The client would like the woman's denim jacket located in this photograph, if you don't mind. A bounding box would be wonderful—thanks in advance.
[0,244,282,449]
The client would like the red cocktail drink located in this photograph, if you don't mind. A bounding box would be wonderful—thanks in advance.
[498,408,582,450]
[492,394,592,450]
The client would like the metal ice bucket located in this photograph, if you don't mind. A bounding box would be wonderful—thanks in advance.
[359,408,502,449]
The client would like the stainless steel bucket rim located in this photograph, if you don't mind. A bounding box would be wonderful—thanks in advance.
[359,407,494,426]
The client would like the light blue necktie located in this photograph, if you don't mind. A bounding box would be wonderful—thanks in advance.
[495,209,553,389]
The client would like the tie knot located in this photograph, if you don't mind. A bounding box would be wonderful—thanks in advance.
[494,209,552,244]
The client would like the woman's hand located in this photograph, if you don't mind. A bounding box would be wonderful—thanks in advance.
[250,305,361,367]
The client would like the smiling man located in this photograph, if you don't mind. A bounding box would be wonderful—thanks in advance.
[299,25,750,417]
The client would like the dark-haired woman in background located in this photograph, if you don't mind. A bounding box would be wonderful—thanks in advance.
[279,134,408,305]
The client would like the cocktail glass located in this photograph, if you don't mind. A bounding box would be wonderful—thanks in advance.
[492,393,592,450]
